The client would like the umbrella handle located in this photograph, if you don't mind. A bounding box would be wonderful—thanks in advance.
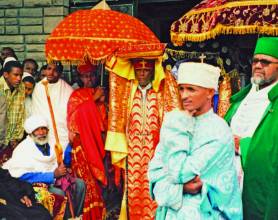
[100,63,104,87]
[42,79,63,164]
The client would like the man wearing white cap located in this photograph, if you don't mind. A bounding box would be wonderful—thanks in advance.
[148,62,242,219]
[3,115,86,218]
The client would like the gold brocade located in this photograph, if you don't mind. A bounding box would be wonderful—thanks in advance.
[105,56,165,92]
[105,71,181,168]
[33,184,67,220]
[105,67,181,219]
[218,75,232,118]
[170,1,278,44]
[126,89,160,219]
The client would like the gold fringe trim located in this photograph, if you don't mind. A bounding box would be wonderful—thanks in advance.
[48,36,145,43]
[117,50,165,58]
[171,24,278,45]
[185,0,278,17]
[46,53,108,66]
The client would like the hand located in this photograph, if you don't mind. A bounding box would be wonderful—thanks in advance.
[183,176,203,195]
[20,195,32,207]
[93,87,104,101]
[234,135,241,155]
[54,163,67,178]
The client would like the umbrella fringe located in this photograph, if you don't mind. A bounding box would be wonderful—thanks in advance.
[46,56,107,66]
[171,24,278,45]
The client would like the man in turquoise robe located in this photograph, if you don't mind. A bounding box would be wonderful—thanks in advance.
[225,37,278,220]
[148,62,242,220]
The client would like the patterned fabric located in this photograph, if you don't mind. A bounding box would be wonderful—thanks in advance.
[67,89,107,220]
[105,70,181,219]
[33,183,67,220]
[0,77,25,146]
[126,89,160,220]
[171,0,278,44]
[71,144,106,220]
[149,109,243,220]
[45,9,165,64]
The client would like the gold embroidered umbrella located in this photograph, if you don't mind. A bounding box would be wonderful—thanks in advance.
[171,0,278,45]
[45,0,165,64]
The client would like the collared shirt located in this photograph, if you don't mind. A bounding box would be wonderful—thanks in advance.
[0,76,25,146]
[35,143,50,156]
[138,83,152,102]
[231,82,277,138]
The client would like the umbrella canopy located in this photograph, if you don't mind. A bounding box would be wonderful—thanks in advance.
[45,7,165,64]
[171,0,278,45]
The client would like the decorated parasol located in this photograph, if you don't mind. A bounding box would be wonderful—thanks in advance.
[45,0,165,65]
[171,0,278,45]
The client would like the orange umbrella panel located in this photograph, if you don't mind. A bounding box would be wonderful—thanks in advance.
[46,9,164,64]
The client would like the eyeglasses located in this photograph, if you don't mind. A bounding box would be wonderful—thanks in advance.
[252,58,278,66]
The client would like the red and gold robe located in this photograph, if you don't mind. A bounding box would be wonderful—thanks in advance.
[67,88,107,220]
[106,67,181,219]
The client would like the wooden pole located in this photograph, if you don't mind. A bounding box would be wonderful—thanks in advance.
[42,78,75,218]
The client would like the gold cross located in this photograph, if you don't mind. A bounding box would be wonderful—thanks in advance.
[199,53,206,63]
[139,59,147,68]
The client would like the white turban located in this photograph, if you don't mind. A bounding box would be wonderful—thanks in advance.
[24,115,48,134]
[3,57,17,68]
[177,62,220,90]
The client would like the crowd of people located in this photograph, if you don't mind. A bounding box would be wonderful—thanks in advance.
[0,36,277,220]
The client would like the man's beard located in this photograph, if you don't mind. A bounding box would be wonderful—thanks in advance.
[30,134,49,145]
[251,76,275,88]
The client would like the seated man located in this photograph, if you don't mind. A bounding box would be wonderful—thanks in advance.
[3,115,86,219]
[0,167,51,220]
[148,62,242,219]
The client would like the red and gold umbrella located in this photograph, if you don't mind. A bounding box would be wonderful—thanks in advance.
[45,3,165,64]
[171,0,278,45]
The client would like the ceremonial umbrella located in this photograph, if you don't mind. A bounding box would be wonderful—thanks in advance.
[45,0,165,65]
[171,0,278,46]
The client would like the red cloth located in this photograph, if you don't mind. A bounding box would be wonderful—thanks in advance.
[67,89,107,220]
[77,63,97,75]
[67,88,107,133]
[132,59,154,70]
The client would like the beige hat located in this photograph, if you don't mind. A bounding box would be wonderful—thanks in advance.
[24,115,48,134]
[177,62,220,90]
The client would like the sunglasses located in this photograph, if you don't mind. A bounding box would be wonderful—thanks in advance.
[252,58,278,66]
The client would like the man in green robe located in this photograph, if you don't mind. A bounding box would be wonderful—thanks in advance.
[225,37,278,220]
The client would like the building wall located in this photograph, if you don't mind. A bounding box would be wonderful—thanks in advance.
[0,0,70,66]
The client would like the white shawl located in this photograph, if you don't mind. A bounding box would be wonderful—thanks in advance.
[3,136,57,178]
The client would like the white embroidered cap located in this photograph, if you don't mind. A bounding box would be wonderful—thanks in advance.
[24,115,48,134]
[22,72,33,80]
[3,56,17,68]
[177,62,220,90]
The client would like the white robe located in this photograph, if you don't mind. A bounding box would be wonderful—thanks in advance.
[31,79,73,150]
[3,136,57,178]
